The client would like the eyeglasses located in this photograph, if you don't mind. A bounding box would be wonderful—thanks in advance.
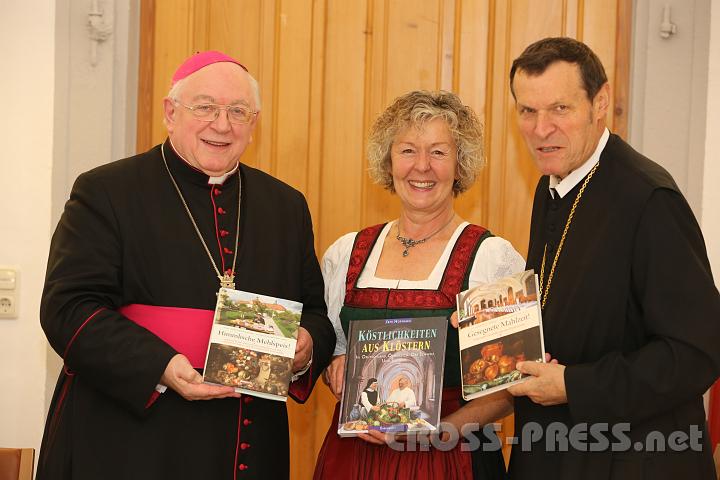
[174,100,258,124]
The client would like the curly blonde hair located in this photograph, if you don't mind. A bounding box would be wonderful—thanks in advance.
[367,90,484,195]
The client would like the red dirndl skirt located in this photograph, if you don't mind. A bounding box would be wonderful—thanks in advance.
[313,387,474,480]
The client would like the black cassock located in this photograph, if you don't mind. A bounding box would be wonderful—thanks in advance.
[37,141,335,480]
[508,133,720,479]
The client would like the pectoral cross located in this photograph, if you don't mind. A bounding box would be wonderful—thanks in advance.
[219,273,235,289]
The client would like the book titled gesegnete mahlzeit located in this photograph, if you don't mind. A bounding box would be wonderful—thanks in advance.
[202,287,302,402]
[338,316,448,437]
[456,270,546,400]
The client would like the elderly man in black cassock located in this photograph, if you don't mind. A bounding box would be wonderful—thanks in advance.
[505,37,720,479]
[37,50,335,480]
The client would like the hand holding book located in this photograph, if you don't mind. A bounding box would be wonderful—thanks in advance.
[162,354,240,401]
[507,354,567,406]
[292,327,313,372]
[355,425,450,446]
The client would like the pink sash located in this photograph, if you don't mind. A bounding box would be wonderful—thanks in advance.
[119,304,213,368]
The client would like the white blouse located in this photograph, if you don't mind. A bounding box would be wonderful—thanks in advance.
[322,221,526,355]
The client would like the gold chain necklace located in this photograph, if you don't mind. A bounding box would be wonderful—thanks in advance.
[161,143,241,289]
[539,161,599,310]
[396,214,455,257]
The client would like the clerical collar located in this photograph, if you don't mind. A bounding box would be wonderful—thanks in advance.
[167,138,239,185]
[548,128,609,199]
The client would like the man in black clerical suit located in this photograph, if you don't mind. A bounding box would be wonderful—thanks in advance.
[37,50,335,480]
[505,37,720,479]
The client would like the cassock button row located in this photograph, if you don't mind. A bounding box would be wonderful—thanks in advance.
[214,188,222,196]
[550,202,559,211]
[238,464,248,471]
[240,442,250,450]
[548,223,556,232]
[243,396,253,404]
[218,207,227,214]
[223,247,234,255]
[243,418,252,426]
[220,229,230,237]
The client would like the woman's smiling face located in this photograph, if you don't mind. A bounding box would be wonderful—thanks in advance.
[390,118,458,215]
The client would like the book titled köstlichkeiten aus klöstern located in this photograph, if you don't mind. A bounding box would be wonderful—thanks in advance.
[456,270,545,400]
[202,287,302,401]
[338,316,448,437]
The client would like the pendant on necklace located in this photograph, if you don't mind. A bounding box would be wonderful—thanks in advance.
[397,237,422,257]
[219,273,236,290]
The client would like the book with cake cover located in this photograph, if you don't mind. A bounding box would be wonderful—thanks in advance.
[456,270,546,400]
[202,287,301,401]
[338,316,447,437]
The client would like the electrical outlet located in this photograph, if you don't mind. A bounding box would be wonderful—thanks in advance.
[0,294,16,319]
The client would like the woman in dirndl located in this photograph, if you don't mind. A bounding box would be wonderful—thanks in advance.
[314,90,525,480]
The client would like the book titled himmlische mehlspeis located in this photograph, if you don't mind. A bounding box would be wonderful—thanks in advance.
[338,316,448,437]
[456,270,546,401]
[202,288,302,402]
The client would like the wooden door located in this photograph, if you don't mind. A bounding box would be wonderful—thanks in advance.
[137,1,631,477]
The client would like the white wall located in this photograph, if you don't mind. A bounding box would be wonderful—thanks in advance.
[630,0,711,215]
[702,0,720,279]
[0,0,56,451]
